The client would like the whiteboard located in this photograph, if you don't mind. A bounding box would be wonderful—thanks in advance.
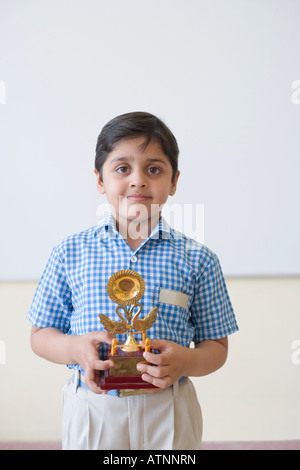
[1,0,300,281]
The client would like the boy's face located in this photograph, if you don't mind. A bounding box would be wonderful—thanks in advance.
[95,136,179,229]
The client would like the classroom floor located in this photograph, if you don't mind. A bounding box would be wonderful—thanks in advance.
[0,441,300,450]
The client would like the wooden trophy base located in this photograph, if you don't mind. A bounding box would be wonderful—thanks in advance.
[100,347,156,390]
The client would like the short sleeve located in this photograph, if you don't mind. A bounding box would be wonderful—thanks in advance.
[191,253,238,342]
[27,246,73,333]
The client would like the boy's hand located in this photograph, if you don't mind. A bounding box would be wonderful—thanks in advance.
[137,337,228,389]
[137,339,189,390]
[75,331,114,394]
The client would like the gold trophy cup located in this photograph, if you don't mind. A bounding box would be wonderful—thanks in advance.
[99,269,158,390]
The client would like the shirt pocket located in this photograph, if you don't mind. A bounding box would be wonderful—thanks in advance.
[151,285,194,344]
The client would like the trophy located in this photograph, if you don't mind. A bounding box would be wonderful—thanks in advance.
[99,269,158,390]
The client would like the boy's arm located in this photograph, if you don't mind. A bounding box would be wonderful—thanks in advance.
[30,326,114,393]
[137,337,228,389]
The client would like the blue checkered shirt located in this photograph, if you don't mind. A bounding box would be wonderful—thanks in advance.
[27,215,238,371]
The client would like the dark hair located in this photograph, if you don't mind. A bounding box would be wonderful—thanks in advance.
[95,111,179,181]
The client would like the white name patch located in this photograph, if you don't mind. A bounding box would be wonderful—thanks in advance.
[159,288,189,309]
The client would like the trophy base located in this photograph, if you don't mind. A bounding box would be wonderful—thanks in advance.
[100,347,157,390]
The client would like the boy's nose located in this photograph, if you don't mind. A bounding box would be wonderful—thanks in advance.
[129,170,147,188]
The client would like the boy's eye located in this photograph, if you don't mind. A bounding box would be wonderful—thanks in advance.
[116,166,129,174]
[148,166,161,175]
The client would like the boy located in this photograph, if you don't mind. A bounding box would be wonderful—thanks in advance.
[28,112,238,450]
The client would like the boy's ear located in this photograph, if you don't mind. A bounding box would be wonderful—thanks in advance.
[169,170,180,196]
[94,169,105,194]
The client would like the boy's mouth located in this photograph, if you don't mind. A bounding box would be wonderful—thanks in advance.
[126,194,151,202]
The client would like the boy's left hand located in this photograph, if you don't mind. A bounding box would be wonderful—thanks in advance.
[136,339,189,389]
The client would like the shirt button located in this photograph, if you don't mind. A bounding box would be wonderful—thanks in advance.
[130,255,138,263]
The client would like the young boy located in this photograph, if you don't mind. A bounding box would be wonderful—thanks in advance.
[28,112,238,450]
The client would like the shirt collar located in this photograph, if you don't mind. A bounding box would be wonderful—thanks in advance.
[94,213,118,237]
[149,216,174,240]
[94,212,174,240]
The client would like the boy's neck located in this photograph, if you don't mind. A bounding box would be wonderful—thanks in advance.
[116,213,160,251]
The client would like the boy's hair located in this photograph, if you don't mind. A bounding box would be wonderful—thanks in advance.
[95,111,179,182]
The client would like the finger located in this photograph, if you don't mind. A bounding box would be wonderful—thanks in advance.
[141,372,172,390]
[84,362,112,394]
[85,377,101,394]
[92,359,114,371]
[85,376,104,394]
[143,350,168,366]
[83,367,101,393]
[137,362,168,379]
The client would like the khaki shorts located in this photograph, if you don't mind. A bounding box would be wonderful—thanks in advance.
[62,376,202,450]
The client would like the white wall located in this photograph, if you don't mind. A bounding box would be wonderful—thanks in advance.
[1,0,300,280]
[0,279,299,442]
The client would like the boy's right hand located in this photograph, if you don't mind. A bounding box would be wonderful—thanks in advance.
[30,326,114,394]
[75,331,114,394]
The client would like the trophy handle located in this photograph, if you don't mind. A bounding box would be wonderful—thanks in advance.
[142,330,151,352]
[111,338,118,355]
[145,337,150,352]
